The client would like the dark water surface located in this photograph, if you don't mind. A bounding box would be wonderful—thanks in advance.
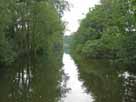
[0,56,62,102]
[73,56,136,102]
[0,53,136,102]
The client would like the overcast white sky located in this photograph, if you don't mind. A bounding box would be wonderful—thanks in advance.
[62,0,100,36]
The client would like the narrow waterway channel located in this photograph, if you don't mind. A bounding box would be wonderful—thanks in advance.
[61,53,94,102]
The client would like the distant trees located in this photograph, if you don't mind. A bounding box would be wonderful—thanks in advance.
[64,35,73,53]
[71,0,136,71]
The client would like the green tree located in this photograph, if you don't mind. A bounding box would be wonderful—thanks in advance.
[0,0,16,65]
[71,0,136,72]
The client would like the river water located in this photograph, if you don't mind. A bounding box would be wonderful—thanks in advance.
[0,53,136,102]
[60,53,94,102]
[60,53,136,102]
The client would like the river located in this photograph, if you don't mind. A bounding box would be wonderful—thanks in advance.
[60,53,136,102]
[0,53,136,102]
[60,53,94,102]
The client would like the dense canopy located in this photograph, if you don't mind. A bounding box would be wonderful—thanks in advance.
[71,0,136,72]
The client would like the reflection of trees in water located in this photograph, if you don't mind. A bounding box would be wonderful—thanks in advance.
[31,62,62,102]
[0,56,62,102]
[77,60,121,102]
[60,69,71,98]
[9,62,33,102]
[79,71,121,102]
[77,59,136,102]
[121,72,136,102]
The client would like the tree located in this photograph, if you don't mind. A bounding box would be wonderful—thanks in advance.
[71,0,136,72]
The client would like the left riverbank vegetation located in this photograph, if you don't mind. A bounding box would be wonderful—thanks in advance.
[0,0,68,66]
[70,0,136,73]
[0,0,68,101]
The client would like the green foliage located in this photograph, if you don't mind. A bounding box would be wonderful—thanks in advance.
[71,0,136,72]
[0,0,16,65]
[0,0,65,101]
[0,0,65,67]
[63,35,73,53]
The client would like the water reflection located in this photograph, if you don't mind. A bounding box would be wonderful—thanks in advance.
[10,63,33,102]
[61,53,94,102]
[0,56,62,102]
[0,53,136,102]
[77,59,136,102]
[121,72,136,102]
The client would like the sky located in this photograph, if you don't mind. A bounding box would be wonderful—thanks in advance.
[62,0,100,36]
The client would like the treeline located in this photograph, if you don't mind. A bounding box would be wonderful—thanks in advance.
[64,35,73,53]
[71,0,136,71]
[0,0,67,66]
